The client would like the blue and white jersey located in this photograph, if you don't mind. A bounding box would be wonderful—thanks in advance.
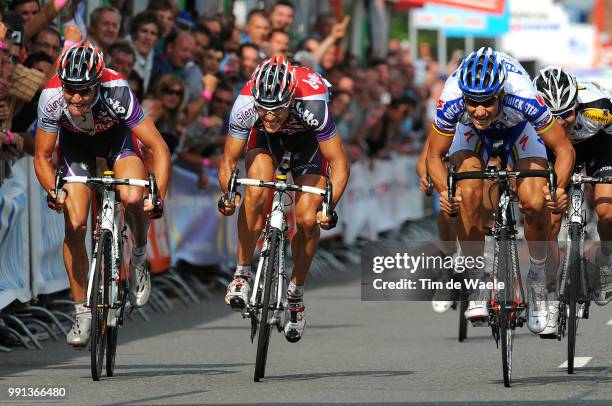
[433,52,554,137]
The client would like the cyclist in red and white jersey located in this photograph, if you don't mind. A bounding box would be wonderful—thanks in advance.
[33,42,170,347]
[218,56,350,342]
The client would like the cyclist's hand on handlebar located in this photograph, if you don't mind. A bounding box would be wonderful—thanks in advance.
[543,185,567,213]
[217,192,241,216]
[144,195,164,219]
[47,189,67,212]
[317,208,338,230]
[440,188,461,216]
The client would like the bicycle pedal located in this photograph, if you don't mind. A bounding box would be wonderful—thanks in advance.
[469,318,488,327]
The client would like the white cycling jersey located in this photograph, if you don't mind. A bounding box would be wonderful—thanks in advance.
[570,79,612,143]
[434,52,554,137]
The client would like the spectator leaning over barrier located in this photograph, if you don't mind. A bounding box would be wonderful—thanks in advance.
[141,73,186,154]
[148,0,178,55]
[10,52,53,155]
[266,29,289,57]
[108,41,136,80]
[149,30,195,89]
[269,1,294,32]
[129,10,162,94]
[87,6,121,60]
[28,26,61,61]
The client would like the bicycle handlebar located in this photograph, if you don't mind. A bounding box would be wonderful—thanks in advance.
[571,173,612,185]
[227,168,333,217]
[447,165,558,217]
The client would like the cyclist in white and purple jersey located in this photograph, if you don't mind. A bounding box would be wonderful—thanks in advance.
[218,56,349,343]
[33,42,170,347]
[426,47,575,334]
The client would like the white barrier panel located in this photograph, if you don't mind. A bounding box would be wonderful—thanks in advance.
[340,160,378,244]
[372,158,397,233]
[167,165,228,266]
[0,158,31,309]
[27,157,69,297]
[395,154,424,222]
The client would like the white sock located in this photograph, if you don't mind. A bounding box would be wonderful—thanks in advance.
[74,302,91,318]
[131,245,147,267]
[528,256,547,282]
[234,265,252,280]
[287,282,304,300]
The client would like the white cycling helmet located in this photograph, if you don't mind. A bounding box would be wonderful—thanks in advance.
[532,66,578,115]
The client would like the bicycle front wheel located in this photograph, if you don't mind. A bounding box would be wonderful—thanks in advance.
[254,228,280,383]
[566,223,582,374]
[497,229,517,387]
[458,284,468,342]
[91,230,112,381]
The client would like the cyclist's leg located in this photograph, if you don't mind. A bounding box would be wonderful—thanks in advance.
[449,124,487,320]
[57,136,95,345]
[588,133,612,304]
[226,144,277,308]
[512,124,550,333]
[109,127,150,306]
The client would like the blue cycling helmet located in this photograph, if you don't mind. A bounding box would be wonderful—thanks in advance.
[458,47,507,101]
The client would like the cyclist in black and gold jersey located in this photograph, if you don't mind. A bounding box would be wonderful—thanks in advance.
[534,66,612,336]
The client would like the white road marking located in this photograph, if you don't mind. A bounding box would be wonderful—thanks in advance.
[558,357,592,369]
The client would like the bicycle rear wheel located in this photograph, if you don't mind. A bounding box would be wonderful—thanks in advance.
[91,230,112,381]
[497,229,516,387]
[566,223,581,374]
[254,229,280,382]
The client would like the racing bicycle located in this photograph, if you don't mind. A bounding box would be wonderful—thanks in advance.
[226,160,332,382]
[448,142,557,387]
[51,168,161,381]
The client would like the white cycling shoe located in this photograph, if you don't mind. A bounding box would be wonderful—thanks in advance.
[129,262,151,308]
[67,314,91,347]
[539,301,559,338]
[527,276,549,334]
[284,301,306,343]
[432,300,453,314]
[225,277,251,310]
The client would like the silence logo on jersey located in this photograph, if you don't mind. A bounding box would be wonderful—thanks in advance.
[535,95,546,107]
[437,99,445,110]
[106,98,126,115]
[582,108,612,126]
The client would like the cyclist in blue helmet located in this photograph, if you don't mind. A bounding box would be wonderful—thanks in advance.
[424,47,575,334]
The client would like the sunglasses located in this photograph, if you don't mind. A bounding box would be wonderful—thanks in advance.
[162,87,183,96]
[64,86,95,96]
[255,103,290,117]
[553,109,574,120]
[463,95,498,108]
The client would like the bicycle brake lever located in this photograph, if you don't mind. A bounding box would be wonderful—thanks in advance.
[228,168,239,202]
[549,165,561,215]
[447,165,458,218]
[322,178,333,218]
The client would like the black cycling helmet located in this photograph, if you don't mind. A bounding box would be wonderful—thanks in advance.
[532,66,578,115]
[251,55,297,110]
[57,41,105,90]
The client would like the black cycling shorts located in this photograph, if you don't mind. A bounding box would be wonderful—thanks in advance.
[57,123,142,177]
[547,131,612,176]
[246,129,330,180]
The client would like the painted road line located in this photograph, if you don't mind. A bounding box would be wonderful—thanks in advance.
[559,357,592,369]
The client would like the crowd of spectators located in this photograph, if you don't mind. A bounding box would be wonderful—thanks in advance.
[0,0,459,190]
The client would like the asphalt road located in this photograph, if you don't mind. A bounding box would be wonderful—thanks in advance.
[1,265,611,405]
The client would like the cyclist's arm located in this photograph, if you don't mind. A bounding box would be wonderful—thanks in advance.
[131,116,171,197]
[539,120,575,189]
[33,128,59,193]
[319,135,350,207]
[426,129,453,193]
[218,135,246,193]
